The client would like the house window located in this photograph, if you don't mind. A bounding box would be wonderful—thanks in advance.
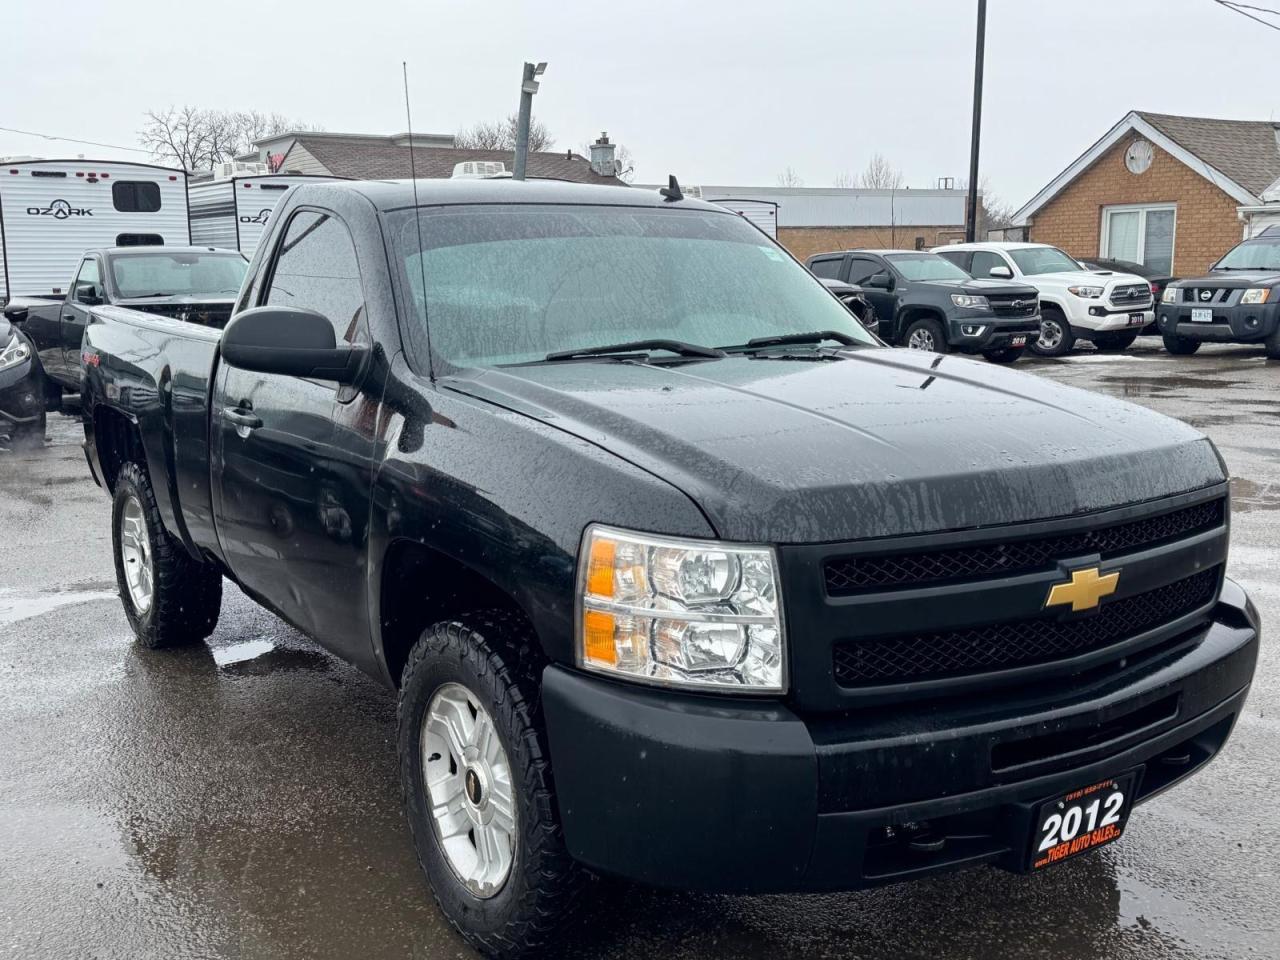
[1101,204,1175,274]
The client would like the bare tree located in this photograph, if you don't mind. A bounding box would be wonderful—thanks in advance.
[832,171,854,188]
[776,166,804,188]
[456,115,554,153]
[958,177,1016,236]
[856,153,905,190]
[140,106,315,170]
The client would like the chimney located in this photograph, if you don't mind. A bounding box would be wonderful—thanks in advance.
[589,132,617,176]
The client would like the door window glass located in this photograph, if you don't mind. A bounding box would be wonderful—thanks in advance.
[970,251,1006,278]
[846,257,882,286]
[264,211,366,345]
[73,258,100,303]
[808,257,843,279]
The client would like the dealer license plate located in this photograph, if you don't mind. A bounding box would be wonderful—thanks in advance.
[1011,335,1026,347]
[1191,308,1213,323]
[1029,773,1136,870]
[1127,313,1147,326]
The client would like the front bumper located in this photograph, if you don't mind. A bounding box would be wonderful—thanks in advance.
[1074,305,1155,334]
[542,579,1258,893]
[1158,300,1280,343]
[946,314,1041,352]
[0,357,44,429]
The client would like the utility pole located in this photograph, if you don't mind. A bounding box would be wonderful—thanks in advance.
[513,61,546,181]
[964,0,987,242]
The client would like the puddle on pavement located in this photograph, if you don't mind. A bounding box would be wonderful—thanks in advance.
[1230,477,1280,512]
[211,638,330,674]
[0,586,119,627]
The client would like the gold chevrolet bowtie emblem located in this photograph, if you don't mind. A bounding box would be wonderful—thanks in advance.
[1046,567,1120,612]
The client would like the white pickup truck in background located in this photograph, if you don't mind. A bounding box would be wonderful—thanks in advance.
[935,242,1154,356]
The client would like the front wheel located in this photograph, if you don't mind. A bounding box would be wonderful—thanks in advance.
[983,345,1025,365]
[7,409,46,450]
[1028,308,1076,357]
[1092,331,1138,353]
[398,613,582,958]
[1162,334,1202,356]
[112,461,222,648]
[903,317,950,353]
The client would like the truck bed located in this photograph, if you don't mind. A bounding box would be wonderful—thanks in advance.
[81,304,223,563]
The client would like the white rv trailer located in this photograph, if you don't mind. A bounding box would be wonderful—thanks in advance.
[0,159,189,302]
[189,174,340,257]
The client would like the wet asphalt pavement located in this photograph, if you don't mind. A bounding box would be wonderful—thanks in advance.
[2,341,1278,960]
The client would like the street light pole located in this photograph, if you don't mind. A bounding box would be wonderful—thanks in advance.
[513,61,546,181]
[964,0,987,243]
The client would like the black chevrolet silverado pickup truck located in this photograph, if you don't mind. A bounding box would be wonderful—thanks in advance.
[80,179,1259,958]
[1,246,247,421]
[806,248,1042,362]
[1157,233,1280,356]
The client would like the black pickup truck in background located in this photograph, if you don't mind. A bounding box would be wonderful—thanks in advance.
[806,248,1042,363]
[1,246,247,416]
[80,179,1259,958]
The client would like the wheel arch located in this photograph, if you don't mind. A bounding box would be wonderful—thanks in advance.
[378,538,539,688]
[92,405,145,493]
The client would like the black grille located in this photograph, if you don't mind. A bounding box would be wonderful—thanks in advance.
[832,567,1219,687]
[1109,283,1153,308]
[988,295,1039,318]
[824,497,1224,595]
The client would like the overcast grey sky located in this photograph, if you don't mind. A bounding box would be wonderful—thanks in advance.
[3,0,1278,208]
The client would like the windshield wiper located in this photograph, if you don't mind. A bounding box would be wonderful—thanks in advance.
[719,330,863,353]
[543,339,726,362]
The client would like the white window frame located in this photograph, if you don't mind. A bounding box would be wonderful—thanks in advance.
[1099,203,1177,269]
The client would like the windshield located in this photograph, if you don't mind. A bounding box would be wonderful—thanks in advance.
[110,252,247,299]
[1008,246,1082,276]
[884,253,972,282]
[389,204,877,367]
[1214,238,1280,271]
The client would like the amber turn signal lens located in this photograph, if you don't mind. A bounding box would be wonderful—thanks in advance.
[583,609,617,665]
[587,537,617,597]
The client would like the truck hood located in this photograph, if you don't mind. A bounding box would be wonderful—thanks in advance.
[450,349,1224,543]
[1175,269,1280,287]
[919,278,1039,296]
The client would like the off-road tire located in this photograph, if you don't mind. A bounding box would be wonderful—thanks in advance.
[1264,326,1280,360]
[1092,331,1139,353]
[1029,306,1076,357]
[398,612,583,959]
[1162,334,1202,356]
[982,346,1025,365]
[903,317,950,353]
[111,461,222,648]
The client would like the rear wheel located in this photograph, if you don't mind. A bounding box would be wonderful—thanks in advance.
[398,612,582,958]
[983,346,1025,365]
[1265,326,1280,360]
[1162,334,1202,356]
[1029,307,1076,357]
[903,317,950,353]
[1092,331,1138,353]
[112,461,222,648]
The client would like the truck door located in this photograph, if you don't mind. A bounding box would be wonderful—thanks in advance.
[211,208,379,657]
[847,256,898,338]
[60,256,102,378]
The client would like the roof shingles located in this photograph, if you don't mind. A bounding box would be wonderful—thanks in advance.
[1136,111,1280,197]
[286,135,622,185]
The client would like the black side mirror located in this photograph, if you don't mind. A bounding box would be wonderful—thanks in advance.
[221,306,367,383]
[77,285,102,306]
[864,272,894,290]
[2,304,28,323]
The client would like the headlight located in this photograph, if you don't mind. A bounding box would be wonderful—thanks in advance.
[576,524,785,693]
[1068,285,1104,299]
[0,335,31,372]
[1161,286,1178,303]
[1241,288,1271,304]
[950,294,990,309]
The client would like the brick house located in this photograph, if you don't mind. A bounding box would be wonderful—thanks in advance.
[1014,111,1280,276]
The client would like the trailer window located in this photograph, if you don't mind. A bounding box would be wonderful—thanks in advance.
[113,181,162,213]
[116,233,164,247]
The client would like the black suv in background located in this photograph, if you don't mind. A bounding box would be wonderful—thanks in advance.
[807,249,1042,363]
[1157,234,1280,357]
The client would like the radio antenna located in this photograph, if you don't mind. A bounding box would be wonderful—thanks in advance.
[402,61,434,379]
